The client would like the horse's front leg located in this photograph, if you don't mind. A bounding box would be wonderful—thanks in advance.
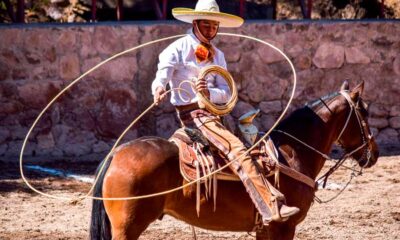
[256,223,296,240]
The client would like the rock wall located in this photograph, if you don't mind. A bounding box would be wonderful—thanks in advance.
[0,21,399,161]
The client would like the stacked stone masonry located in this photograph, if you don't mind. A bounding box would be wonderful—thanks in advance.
[0,21,399,161]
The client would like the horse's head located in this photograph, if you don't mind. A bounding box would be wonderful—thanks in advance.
[333,81,379,168]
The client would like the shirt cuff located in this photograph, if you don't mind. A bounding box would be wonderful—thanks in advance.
[151,80,166,96]
[209,88,230,104]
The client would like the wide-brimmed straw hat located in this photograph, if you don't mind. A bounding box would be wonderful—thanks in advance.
[172,0,244,28]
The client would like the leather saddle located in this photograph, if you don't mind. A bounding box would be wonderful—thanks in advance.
[169,109,280,184]
[170,127,239,182]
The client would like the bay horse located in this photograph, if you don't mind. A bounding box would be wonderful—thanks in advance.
[90,81,379,240]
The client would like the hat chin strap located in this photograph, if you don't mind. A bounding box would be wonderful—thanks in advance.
[193,21,218,44]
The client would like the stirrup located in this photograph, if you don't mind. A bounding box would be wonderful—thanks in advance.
[263,197,299,224]
[261,197,285,224]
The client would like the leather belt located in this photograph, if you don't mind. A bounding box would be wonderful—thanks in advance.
[175,103,200,113]
[176,103,214,128]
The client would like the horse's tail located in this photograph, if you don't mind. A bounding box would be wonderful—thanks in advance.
[89,158,112,240]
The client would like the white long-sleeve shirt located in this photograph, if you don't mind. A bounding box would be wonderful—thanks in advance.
[151,29,231,106]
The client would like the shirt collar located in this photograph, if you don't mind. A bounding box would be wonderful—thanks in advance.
[187,28,200,47]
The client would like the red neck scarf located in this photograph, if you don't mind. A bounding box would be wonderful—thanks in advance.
[193,23,216,63]
[195,43,215,63]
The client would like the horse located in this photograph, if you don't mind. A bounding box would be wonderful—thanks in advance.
[89,81,379,240]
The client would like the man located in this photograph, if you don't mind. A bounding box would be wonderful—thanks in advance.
[152,0,299,224]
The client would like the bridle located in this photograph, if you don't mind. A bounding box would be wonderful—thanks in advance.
[330,90,374,168]
[304,90,374,166]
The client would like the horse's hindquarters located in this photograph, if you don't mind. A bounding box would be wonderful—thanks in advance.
[102,138,181,239]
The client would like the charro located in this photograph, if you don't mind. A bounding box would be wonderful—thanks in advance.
[152,0,299,224]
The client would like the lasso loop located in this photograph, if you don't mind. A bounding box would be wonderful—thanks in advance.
[19,33,297,201]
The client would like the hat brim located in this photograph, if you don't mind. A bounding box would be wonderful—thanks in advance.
[172,8,244,28]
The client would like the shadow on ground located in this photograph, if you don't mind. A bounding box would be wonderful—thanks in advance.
[0,161,96,194]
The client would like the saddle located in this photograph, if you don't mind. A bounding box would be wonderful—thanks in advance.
[170,127,279,183]
[169,109,280,184]
[171,127,236,182]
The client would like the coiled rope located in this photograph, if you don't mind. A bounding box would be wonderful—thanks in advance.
[196,65,238,115]
[19,32,297,201]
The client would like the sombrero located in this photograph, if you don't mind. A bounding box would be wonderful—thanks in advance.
[172,0,244,28]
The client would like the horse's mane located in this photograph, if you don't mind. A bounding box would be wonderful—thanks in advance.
[276,92,341,133]
[276,106,324,133]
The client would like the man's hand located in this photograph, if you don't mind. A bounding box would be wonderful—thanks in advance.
[196,78,210,98]
[154,86,167,105]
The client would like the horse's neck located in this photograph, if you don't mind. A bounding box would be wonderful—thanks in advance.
[281,107,346,179]
[309,105,351,178]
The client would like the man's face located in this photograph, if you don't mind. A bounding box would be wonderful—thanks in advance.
[197,20,219,40]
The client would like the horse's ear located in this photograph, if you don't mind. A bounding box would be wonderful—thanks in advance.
[340,80,349,91]
[350,81,364,101]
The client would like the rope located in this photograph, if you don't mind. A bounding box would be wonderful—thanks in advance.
[315,164,362,204]
[19,32,297,202]
[273,130,332,160]
[196,65,238,115]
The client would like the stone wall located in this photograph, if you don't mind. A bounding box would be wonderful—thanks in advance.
[0,21,399,161]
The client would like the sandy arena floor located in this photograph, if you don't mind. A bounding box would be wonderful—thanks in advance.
[1,155,399,240]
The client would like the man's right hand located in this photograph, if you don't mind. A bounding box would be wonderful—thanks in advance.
[154,87,167,105]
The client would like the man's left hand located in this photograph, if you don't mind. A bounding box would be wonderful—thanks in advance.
[196,78,210,98]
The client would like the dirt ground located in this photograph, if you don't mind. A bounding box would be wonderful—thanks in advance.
[1,154,399,240]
